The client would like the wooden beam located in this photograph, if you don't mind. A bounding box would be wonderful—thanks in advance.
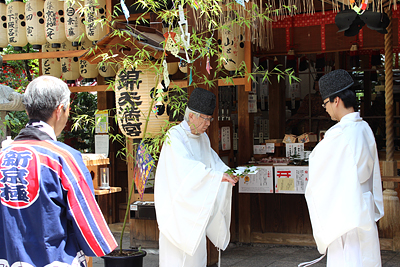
[251,232,394,251]
[252,232,316,246]
[69,85,112,92]
[170,80,188,88]
[68,80,187,93]
[218,77,245,86]
[381,176,400,182]
[2,50,87,62]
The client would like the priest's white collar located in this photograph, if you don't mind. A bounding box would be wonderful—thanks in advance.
[340,112,362,123]
[180,120,201,138]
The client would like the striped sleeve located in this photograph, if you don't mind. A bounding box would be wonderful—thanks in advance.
[18,140,118,256]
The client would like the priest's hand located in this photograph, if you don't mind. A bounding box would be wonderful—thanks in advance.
[222,173,237,186]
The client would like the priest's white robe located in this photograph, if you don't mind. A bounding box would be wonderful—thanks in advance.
[155,121,232,267]
[305,112,384,267]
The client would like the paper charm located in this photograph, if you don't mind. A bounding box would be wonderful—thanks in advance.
[120,0,130,22]
[178,5,191,62]
[164,32,180,56]
[235,0,245,7]
[350,0,368,15]
[152,105,158,114]
[206,56,212,74]
[162,59,170,88]
[193,0,199,10]
[189,67,193,85]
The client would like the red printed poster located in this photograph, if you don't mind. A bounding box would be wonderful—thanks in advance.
[274,166,309,194]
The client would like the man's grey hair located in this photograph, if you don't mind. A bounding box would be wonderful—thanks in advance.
[184,107,200,122]
[24,75,71,122]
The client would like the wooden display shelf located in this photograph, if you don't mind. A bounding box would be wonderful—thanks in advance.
[381,176,400,182]
[83,157,110,166]
[94,187,122,195]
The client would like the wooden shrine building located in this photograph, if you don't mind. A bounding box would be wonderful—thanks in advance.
[2,0,400,264]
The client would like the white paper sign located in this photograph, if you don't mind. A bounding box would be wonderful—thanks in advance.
[248,94,257,113]
[239,166,273,193]
[221,126,231,151]
[265,143,275,153]
[95,110,108,133]
[285,143,304,158]
[274,166,309,194]
[95,134,109,157]
[254,145,267,154]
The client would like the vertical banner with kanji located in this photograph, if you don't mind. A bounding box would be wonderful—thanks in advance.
[221,126,231,151]
[134,143,154,200]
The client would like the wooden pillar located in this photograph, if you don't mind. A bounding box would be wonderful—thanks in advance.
[363,71,371,117]
[269,57,286,139]
[235,23,253,243]
[380,8,400,251]
[97,77,119,223]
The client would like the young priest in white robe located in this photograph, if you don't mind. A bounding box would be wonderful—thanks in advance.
[155,87,237,267]
[303,69,384,267]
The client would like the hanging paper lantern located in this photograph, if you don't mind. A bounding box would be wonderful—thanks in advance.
[60,40,80,84]
[64,0,84,46]
[41,42,62,78]
[115,66,169,138]
[25,0,46,50]
[79,35,98,80]
[44,0,66,48]
[7,0,28,51]
[0,0,7,51]
[98,62,117,81]
[84,0,107,43]
[219,22,245,71]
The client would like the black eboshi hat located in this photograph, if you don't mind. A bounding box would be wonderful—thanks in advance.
[187,87,216,116]
[319,69,354,100]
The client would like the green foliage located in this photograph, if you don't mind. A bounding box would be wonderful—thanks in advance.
[3,111,29,138]
[68,92,98,153]
[0,45,40,91]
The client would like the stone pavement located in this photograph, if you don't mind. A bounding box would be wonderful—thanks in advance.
[92,231,400,267]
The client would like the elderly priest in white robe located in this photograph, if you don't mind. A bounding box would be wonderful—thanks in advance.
[303,69,384,267]
[155,87,237,267]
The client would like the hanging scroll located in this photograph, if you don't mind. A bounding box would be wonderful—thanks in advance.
[115,66,169,139]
